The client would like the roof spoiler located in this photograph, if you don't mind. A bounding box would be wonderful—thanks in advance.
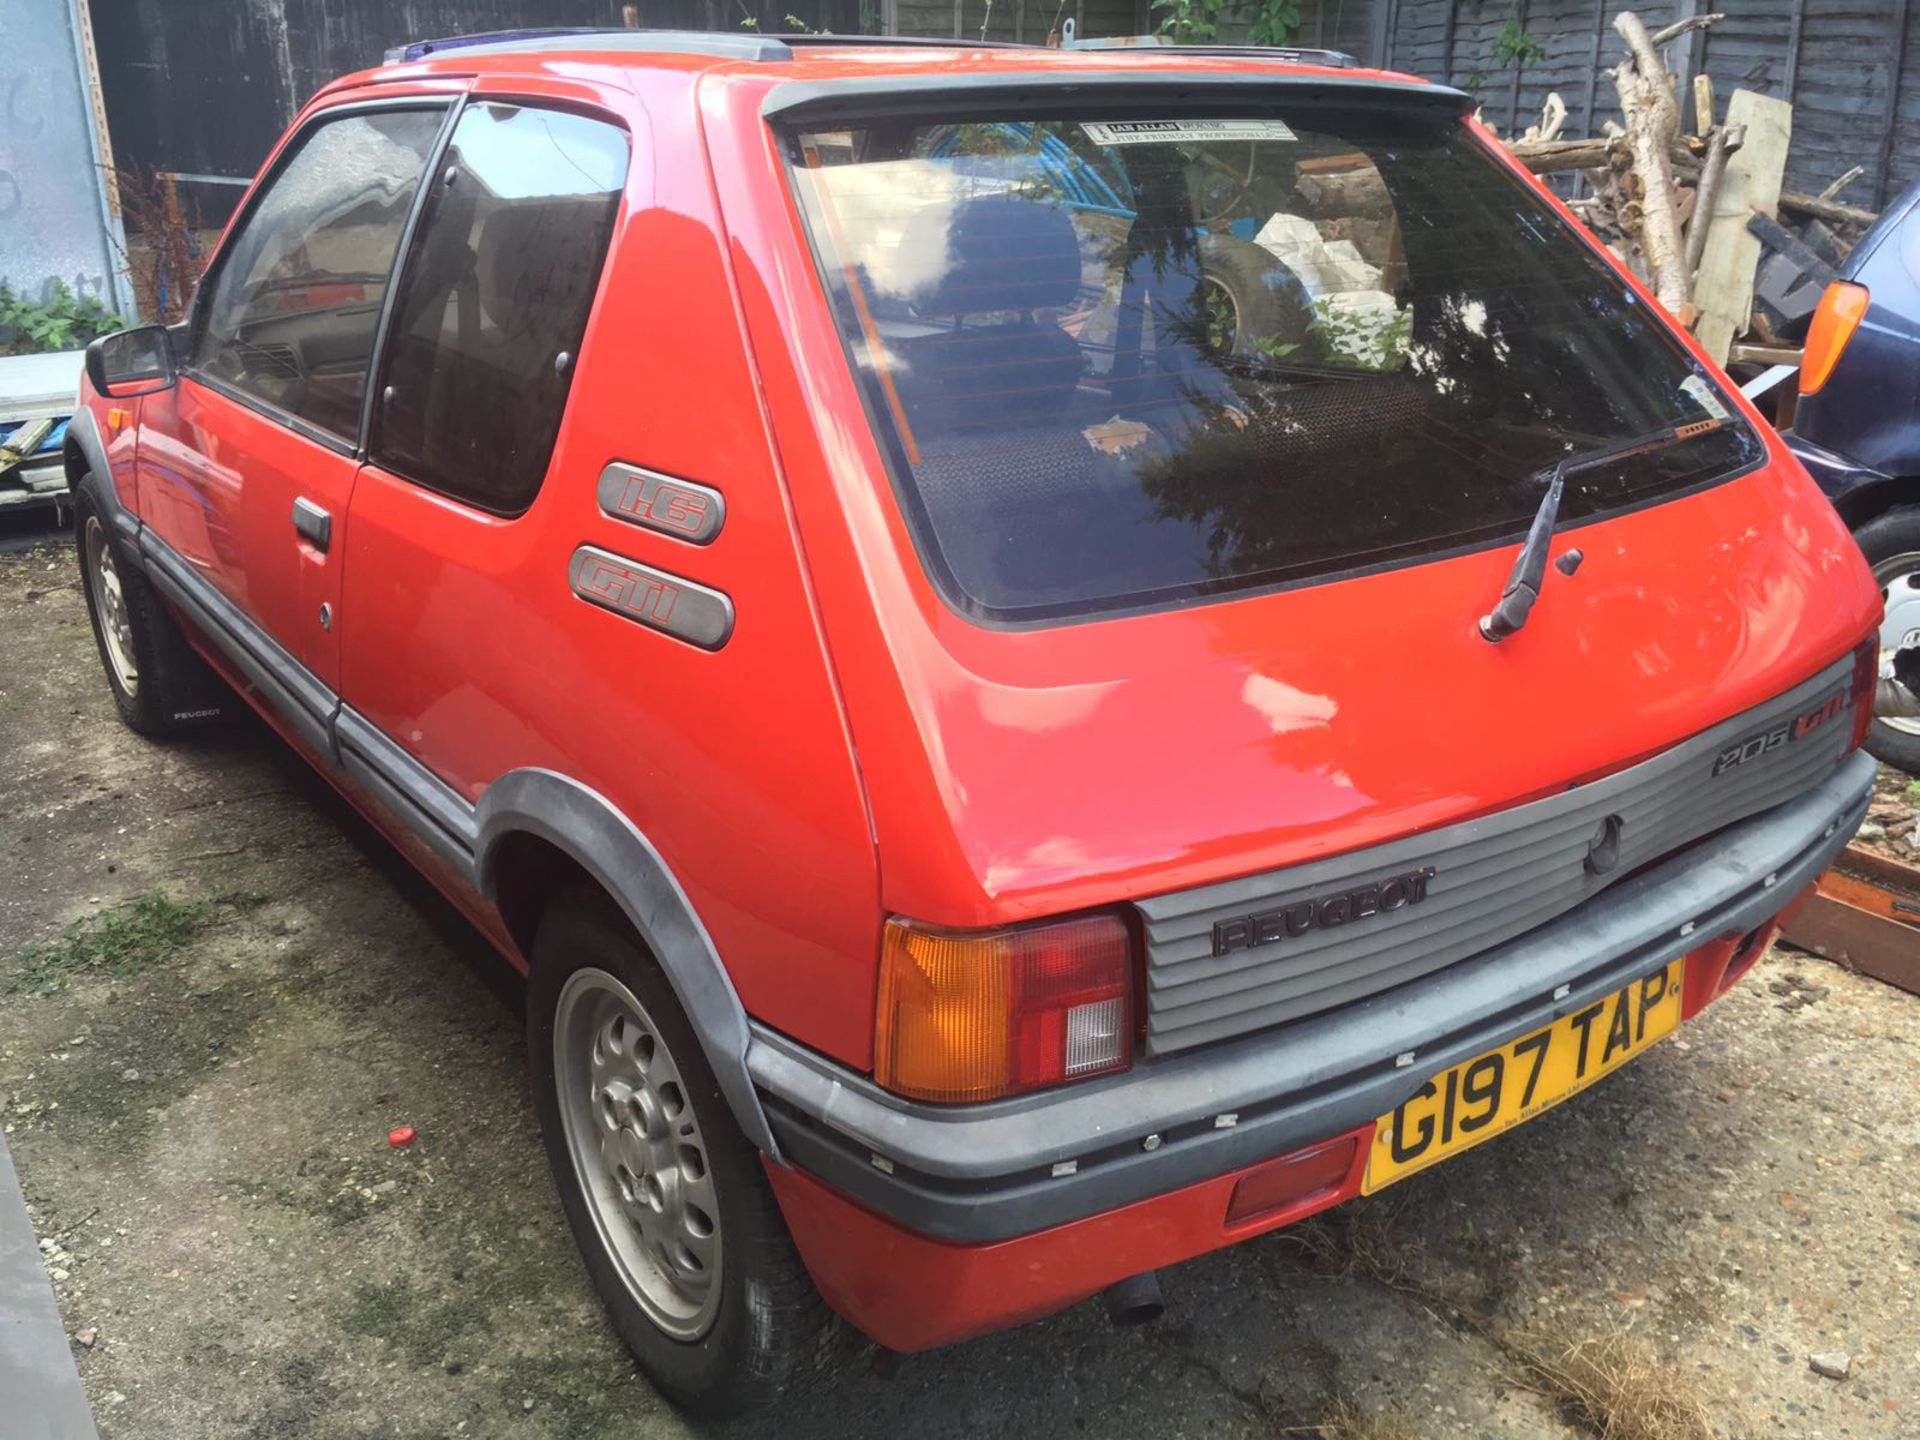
[1066,34,1356,66]
[382,26,1357,67]
[763,70,1473,124]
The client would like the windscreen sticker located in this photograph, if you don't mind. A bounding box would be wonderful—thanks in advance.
[1681,374,1732,421]
[1081,119,1298,146]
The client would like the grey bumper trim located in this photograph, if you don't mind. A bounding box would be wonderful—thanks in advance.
[751,752,1872,1242]
[138,534,339,758]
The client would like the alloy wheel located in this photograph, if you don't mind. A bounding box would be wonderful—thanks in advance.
[553,967,723,1340]
[84,516,139,696]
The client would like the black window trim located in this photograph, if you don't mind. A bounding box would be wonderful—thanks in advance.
[774,97,1765,631]
[361,93,635,521]
[182,94,464,458]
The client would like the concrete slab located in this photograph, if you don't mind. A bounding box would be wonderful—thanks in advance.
[0,1134,98,1440]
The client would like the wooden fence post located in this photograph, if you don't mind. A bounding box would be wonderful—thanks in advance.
[1782,0,1806,102]
[1875,0,1913,207]
[1508,0,1531,135]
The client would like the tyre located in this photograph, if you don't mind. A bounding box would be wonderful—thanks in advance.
[526,890,839,1416]
[1198,232,1313,358]
[72,473,229,737]
[1853,504,1920,774]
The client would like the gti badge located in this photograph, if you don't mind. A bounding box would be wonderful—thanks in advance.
[1712,688,1849,777]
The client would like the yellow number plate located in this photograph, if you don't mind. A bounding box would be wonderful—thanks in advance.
[1362,958,1685,1194]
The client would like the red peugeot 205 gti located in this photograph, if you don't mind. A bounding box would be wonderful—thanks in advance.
[68,27,1879,1414]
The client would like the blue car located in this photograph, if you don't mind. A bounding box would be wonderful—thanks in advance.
[1788,179,1920,771]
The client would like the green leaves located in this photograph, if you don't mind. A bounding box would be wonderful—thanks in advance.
[11,892,215,996]
[1246,0,1301,47]
[1494,17,1546,70]
[1151,0,1298,46]
[0,280,126,359]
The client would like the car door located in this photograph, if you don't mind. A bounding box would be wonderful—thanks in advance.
[335,93,633,794]
[135,97,450,727]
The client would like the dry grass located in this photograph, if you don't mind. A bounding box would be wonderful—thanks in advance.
[1283,1207,1716,1440]
[1280,1199,1423,1290]
[1311,1396,1420,1440]
[1503,1323,1717,1440]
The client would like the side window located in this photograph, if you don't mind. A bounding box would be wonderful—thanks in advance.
[190,107,444,440]
[372,103,629,514]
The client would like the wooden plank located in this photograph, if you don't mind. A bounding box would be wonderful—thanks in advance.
[1692,89,1792,364]
[1785,892,1920,995]
[1727,342,1801,366]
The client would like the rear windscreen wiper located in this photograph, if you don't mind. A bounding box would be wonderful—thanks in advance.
[1478,418,1728,643]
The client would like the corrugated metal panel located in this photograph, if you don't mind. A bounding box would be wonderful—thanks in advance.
[1137,653,1856,1055]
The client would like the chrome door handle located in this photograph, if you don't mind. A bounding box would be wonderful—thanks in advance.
[292,497,332,552]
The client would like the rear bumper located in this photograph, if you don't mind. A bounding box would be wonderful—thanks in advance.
[768,913,1781,1353]
[758,751,1871,1348]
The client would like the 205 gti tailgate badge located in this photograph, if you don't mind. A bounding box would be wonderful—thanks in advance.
[1211,866,1437,957]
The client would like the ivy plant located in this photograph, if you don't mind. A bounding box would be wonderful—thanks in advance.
[1151,0,1300,46]
[1494,17,1546,69]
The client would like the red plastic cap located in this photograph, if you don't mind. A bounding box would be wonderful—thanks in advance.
[1225,1133,1362,1226]
[388,1126,417,1148]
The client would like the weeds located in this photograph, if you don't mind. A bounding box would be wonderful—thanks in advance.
[11,891,215,995]
[1311,1397,1418,1440]
[1280,1198,1421,1290]
[1504,1323,1716,1440]
[1282,1203,1717,1440]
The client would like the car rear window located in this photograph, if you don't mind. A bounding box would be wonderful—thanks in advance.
[786,105,1761,624]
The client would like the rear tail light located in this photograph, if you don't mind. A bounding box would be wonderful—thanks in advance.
[874,914,1133,1103]
[1800,281,1869,395]
[1849,634,1878,751]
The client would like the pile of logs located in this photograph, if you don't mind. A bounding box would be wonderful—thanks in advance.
[1496,9,1878,378]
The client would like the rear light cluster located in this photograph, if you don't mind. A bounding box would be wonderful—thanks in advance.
[874,914,1133,1103]
[1800,281,1869,396]
[1849,634,1879,752]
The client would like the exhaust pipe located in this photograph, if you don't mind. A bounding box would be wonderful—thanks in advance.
[1103,1270,1165,1326]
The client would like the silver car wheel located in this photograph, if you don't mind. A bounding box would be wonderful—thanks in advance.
[1874,551,1920,738]
[84,516,139,696]
[553,967,722,1341]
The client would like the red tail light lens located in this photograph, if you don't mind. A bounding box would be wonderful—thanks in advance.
[1849,635,1878,752]
[875,914,1133,1103]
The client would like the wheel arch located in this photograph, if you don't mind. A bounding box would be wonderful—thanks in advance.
[473,768,778,1157]
[63,408,139,544]
[1831,473,1920,532]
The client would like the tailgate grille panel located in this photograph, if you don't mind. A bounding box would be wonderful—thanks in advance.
[1137,657,1856,1055]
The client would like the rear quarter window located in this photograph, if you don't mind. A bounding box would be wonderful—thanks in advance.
[787,106,1760,624]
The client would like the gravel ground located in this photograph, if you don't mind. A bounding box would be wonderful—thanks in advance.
[3,533,1918,1440]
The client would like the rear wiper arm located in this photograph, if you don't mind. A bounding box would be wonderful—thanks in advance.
[1478,418,1727,643]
